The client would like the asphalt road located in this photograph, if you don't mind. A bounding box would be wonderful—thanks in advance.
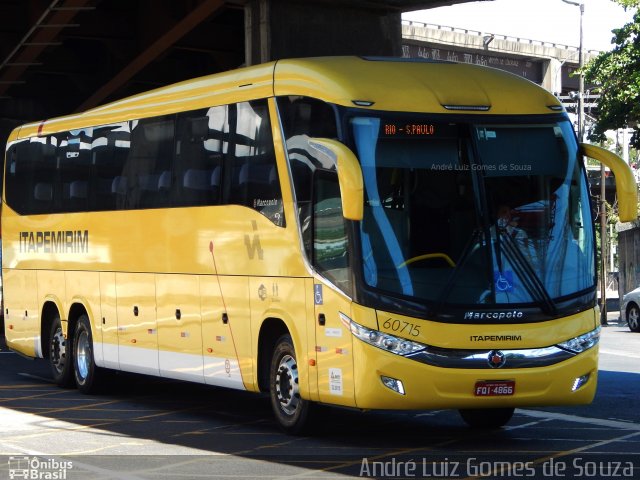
[0,321,638,480]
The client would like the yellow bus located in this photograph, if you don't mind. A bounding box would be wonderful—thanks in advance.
[2,57,636,433]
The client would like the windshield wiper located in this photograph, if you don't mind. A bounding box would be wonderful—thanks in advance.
[497,229,557,315]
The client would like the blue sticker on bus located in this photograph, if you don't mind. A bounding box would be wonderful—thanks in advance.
[314,284,323,305]
[494,271,514,292]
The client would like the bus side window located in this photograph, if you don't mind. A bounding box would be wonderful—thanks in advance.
[276,96,339,258]
[121,116,175,210]
[228,100,284,227]
[174,106,227,207]
[91,123,130,211]
[9,136,58,215]
[312,170,352,295]
[60,129,92,213]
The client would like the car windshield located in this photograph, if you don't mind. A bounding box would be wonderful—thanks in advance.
[350,115,594,312]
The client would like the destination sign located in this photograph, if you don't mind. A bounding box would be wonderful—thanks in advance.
[383,123,436,136]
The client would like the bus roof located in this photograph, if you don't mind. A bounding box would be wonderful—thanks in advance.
[9,56,563,141]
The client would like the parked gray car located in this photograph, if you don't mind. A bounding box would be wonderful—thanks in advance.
[622,287,640,332]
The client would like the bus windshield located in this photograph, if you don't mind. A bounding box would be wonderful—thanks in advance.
[350,115,594,313]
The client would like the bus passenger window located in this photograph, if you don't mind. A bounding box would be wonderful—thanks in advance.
[228,100,284,227]
[174,106,227,207]
[60,128,93,213]
[276,96,339,258]
[8,136,59,215]
[91,122,131,211]
[121,116,175,209]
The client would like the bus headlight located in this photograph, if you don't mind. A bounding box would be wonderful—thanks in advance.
[340,313,426,356]
[556,327,601,354]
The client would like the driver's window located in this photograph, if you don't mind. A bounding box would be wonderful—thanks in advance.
[313,170,352,295]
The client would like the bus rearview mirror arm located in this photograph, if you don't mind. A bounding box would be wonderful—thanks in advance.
[308,138,364,221]
[580,143,638,223]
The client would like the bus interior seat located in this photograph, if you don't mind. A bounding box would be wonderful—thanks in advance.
[112,176,128,196]
[65,180,89,211]
[180,166,220,205]
[183,169,210,190]
[34,182,53,202]
[158,170,172,193]
[70,181,88,199]
[237,163,278,206]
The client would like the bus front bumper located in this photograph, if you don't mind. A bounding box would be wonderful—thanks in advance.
[352,340,598,410]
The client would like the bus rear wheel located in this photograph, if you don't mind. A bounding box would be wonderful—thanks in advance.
[459,408,514,428]
[49,316,74,387]
[269,334,312,434]
[73,314,104,393]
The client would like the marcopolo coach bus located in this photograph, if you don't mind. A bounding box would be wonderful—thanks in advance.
[2,57,636,433]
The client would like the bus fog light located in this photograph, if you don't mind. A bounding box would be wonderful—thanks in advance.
[381,375,405,395]
[572,373,590,392]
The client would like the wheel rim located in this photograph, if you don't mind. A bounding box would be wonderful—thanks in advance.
[50,327,66,375]
[76,329,90,381]
[630,307,640,330]
[275,354,300,416]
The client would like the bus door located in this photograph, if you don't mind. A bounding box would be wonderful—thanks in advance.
[312,170,355,406]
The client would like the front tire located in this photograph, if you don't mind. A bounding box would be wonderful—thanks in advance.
[73,314,104,393]
[49,316,74,387]
[269,334,312,434]
[627,303,640,332]
[459,407,515,428]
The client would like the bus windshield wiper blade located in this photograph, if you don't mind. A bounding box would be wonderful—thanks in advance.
[499,229,557,315]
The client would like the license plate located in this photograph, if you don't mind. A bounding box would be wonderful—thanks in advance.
[474,380,515,397]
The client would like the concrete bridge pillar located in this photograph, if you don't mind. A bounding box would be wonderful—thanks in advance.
[542,57,563,95]
[244,0,402,65]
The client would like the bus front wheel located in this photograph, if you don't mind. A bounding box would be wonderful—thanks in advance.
[73,314,104,394]
[458,408,514,428]
[269,334,312,434]
[49,316,74,387]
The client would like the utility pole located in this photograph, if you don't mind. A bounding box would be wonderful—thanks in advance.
[600,164,608,325]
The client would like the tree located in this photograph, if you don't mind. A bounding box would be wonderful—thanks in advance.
[583,0,640,147]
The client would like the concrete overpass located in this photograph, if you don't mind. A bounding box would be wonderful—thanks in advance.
[401,20,600,96]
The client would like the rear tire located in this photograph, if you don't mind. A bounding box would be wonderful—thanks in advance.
[459,407,514,428]
[269,334,313,434]
[627,303,640,332]
[73,314,104,393]
[49,316,74,387]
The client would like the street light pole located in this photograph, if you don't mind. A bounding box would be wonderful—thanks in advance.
[561,0,584,141]
[561,1,605,323]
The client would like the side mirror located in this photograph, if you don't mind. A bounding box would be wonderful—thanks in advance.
[580,143,638,222]
[308,138,364,221]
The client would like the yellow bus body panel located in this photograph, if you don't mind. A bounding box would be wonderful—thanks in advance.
[273,57,560,115]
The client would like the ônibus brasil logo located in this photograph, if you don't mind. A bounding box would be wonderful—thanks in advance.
[8,456,73,479]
